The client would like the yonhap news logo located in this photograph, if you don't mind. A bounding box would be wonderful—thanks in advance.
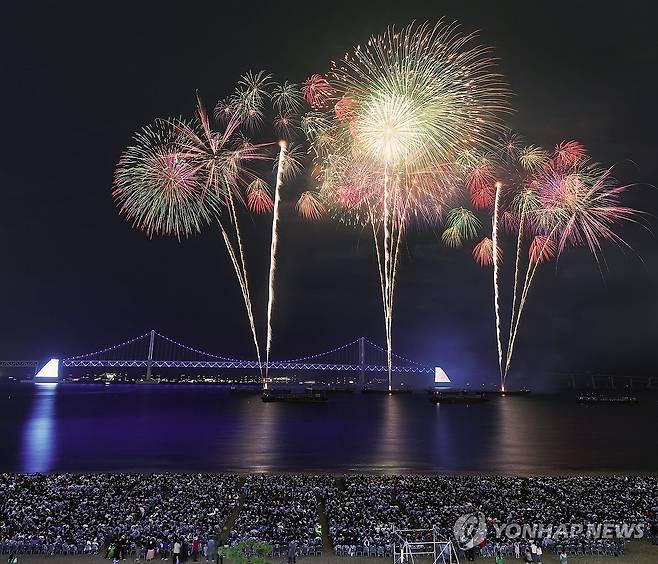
[453,512,646,545]
[453,511,487,549]
[490,522,646,540]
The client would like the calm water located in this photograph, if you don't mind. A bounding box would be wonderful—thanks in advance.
[1,383,657,474]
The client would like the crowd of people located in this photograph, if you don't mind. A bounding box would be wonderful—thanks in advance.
[325,475,658,559]
[1,474,657,560]
[229,475,329,556]
[0,474,239,557]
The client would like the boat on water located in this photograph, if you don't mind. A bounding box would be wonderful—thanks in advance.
[578,394,639,404]
[262,389,328,403]
[429,391,488,404]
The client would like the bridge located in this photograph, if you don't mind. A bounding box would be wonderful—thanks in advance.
[50,330,435,385]
[0,360,38,369]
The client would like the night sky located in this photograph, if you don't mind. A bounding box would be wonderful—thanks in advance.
[1,1,657,387]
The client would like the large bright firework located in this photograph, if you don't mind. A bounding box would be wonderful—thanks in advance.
[308,20,509,389]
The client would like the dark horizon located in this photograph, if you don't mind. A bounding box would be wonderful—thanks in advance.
[1,1,657,387]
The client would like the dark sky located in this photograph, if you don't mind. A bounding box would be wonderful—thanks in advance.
[1,0,657,387]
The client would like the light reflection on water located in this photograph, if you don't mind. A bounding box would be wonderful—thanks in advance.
[20,383,58,473]
[1,383,657,473]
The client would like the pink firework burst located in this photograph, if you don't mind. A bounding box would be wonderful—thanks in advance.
[296,191,325,220]
[537,151,637,258]
[466,162,497,208]
[528,235,556,264]
[334,95,357,122]
[336,185,364,210]
[473,237,503,267]
[246,179,273,214]
[554,140,587,169]
[302,74,333,109]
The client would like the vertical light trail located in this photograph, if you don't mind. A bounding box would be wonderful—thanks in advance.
[218,220,262,377]
[382,160,393,391]
[505,226,558,378]
[224,186,263,378]
[264,140,287,389]
[504,200,526,382]
[492,181,504,390]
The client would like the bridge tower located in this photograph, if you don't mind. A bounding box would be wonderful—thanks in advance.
[358,337,365,386]
[146,330,155,380]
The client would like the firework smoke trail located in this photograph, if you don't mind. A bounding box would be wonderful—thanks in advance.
[264,140,287,387]
[491,181,504,389]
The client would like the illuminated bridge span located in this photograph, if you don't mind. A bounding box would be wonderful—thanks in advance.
[61,330,435,382]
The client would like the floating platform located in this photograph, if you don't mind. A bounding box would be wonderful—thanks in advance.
[262,390,328,403]
[429,391,488,404]
[578,395,638,404]
[361,387,413,395]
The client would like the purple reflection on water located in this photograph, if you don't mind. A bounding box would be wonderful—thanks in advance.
[21,383,58,473]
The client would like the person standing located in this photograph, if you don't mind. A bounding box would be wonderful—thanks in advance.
[514,542,520,560]
[495,552,503,564]
[147,539,156,561]
[206,539,216,563]
[8,554,18,564]
[536,545,543,563]
[287,540,297,564]
[173,540,181,564]
[192,537,200,562]
[559,550,568,564]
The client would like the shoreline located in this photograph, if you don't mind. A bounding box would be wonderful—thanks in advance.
[9,542,658,564]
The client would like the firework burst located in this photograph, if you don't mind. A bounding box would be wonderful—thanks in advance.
[247,178,274,214]
[296,191,325,220]
[307,20,509,388]
[113,96,271,373]
[459,137,643,386]
[472,237,503,266]
[302,74,333,109]
[113,120,216,239]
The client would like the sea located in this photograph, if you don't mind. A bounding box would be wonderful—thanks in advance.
[1,383,656,474]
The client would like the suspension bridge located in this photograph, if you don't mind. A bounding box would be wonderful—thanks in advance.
[3,330,438,385]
